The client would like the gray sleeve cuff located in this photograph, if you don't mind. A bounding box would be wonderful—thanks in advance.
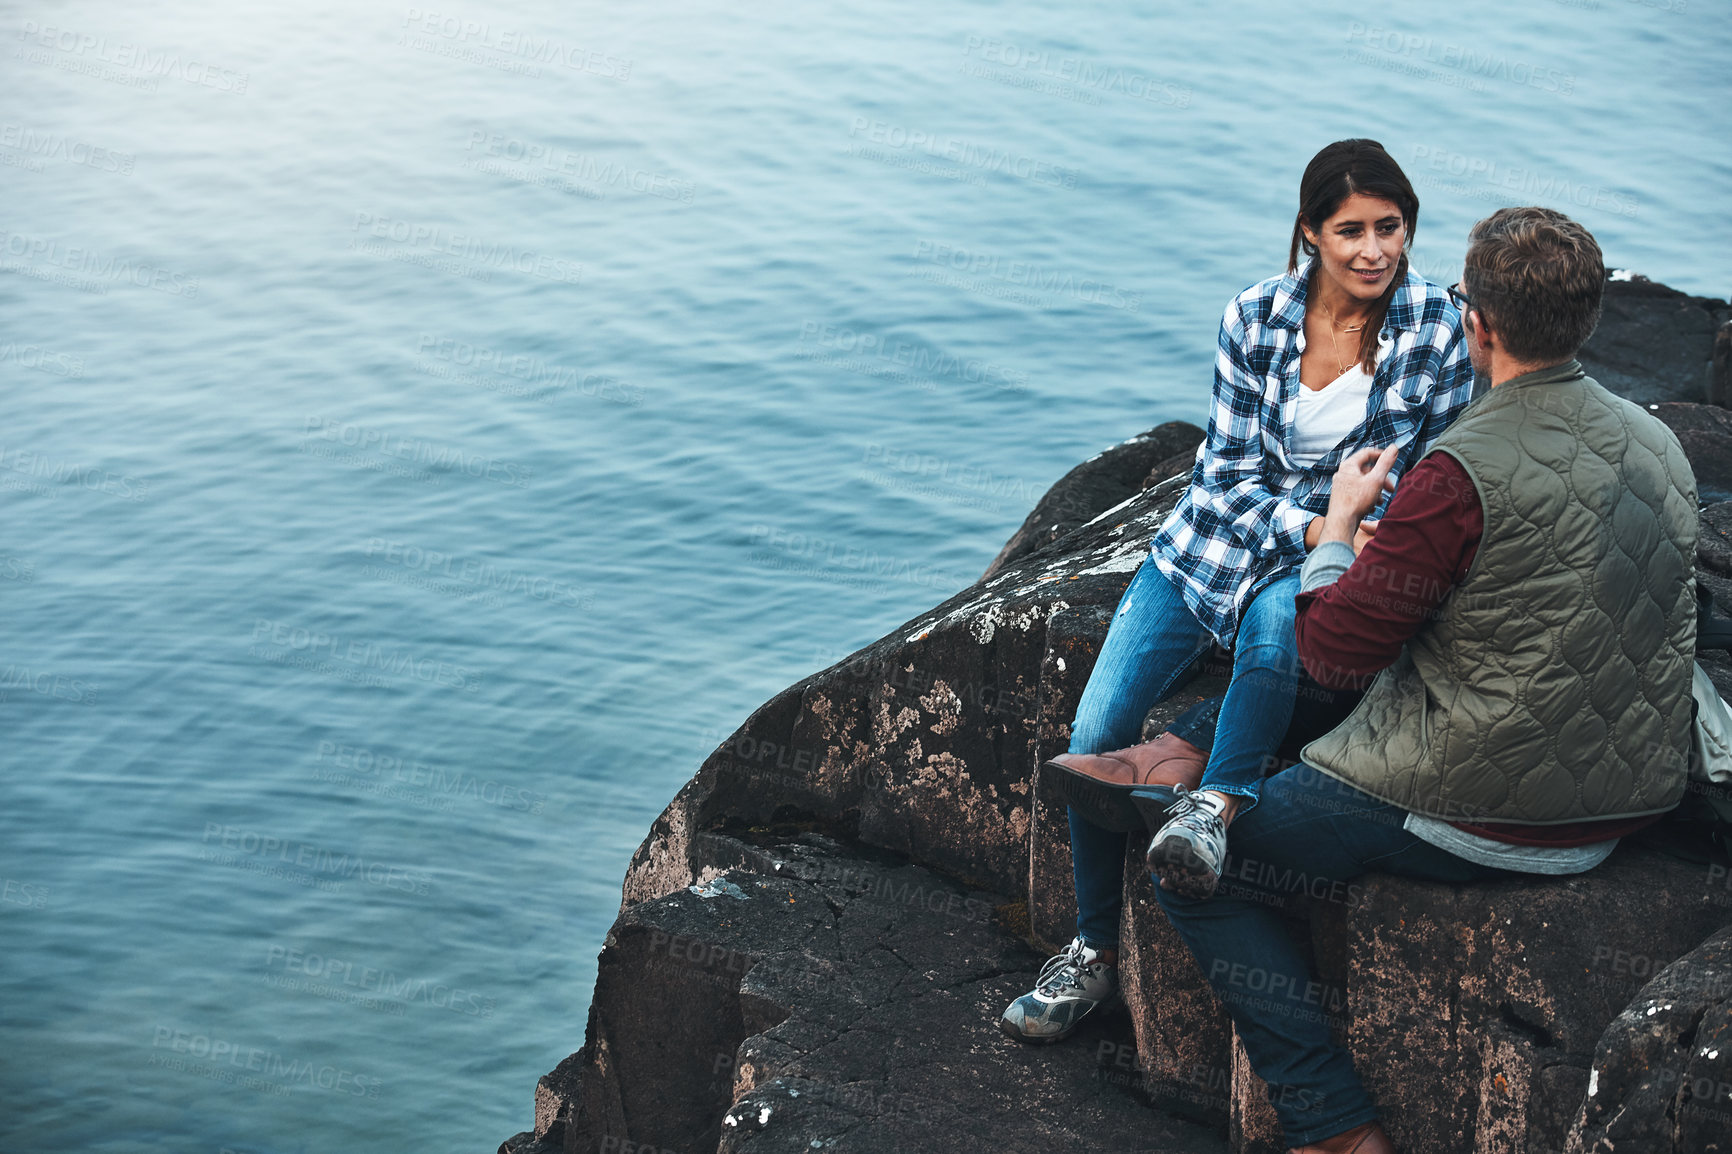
[1300,540,1357,593]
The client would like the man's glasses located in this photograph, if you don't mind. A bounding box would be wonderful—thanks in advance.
[1447,282,1475,312]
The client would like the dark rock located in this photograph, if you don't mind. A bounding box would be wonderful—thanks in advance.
[549,833,1225,1154]
[981,421,1203,580]
[1713,320,1732,407]
[1700,501,1732,702]
[533,1052,581,1152]
[1695,503,1732,706]
[1145,450,1201,492]
[1565,923,1732,1152]
[1703,636,1732,704]
[1338,846,1730,1154]
[1648,403,1732,504]
[1700,501,1732,579]
[1578,276,1732,408]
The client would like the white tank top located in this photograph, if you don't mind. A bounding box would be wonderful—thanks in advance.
[1289,363,1376,471]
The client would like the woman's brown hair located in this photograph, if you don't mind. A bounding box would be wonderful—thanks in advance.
[1287,139,1421,371]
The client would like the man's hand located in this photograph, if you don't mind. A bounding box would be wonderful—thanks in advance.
[1322,445,1398,547]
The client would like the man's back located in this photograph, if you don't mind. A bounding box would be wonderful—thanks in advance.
[1305,361,1697,825]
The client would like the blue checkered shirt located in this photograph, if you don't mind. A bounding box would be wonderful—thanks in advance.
[1149,262,1473,647]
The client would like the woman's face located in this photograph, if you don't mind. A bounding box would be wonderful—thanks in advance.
[1303,192,1407,305]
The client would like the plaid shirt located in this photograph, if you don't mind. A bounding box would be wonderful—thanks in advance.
[1149,261,1473,647]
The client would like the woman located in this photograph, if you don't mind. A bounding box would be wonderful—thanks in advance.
[1000,139,1472,1043]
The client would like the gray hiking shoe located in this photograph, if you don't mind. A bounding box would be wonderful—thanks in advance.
[1147,786,1231,899]
[999,937,1118,1043]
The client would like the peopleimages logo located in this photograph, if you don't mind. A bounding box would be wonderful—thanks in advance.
[797,322,1028,393]
[415,335,643,406]
[959,37,1191,107]
[0,664,97,705]
[200,824,433,895]
[1345,23,1575,95]
[0,341,85,377]
[15,21,250,93]
[313,739,545,814]
[399,8,632,80]
[462,133,691,202]
[349,212,582,284]
[0,444,146,501]
[861,443,1042,503]
[0,122,134,174]
[847,117,1079,189]
[302,417,533,487]
[150,1026,382,1097]
[909,239,1141,312]
[363,538,589,609]
[249,617,483,694]
[0,226,199,296]
[263,944,496,1017]
[747,524,968,592]
[1408,145,1639,219]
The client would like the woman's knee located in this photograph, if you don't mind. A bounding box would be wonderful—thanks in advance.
[1071,600,1208,751]
[1232,640,1299,679]
[1069,669,1148,751]
[1240,577,1299,633]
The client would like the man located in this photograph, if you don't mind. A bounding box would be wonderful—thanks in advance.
[1132,207,1695,1152]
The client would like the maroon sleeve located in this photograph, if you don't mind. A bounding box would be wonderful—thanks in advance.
[1294,453,1483,690]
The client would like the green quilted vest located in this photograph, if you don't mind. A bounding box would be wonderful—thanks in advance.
[1303,361,1698,824]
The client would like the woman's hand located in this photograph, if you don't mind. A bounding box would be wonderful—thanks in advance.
[1309,516,1379,553]
[1352,519,1379,555]
[1321,445,1398,547]
[1306,514,1380,552]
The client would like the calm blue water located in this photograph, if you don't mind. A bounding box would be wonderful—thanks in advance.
[0,1,1725,1149]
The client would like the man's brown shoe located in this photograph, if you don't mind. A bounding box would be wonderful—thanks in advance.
[1288,1120,1395,1154]
[1041,733,1207,833]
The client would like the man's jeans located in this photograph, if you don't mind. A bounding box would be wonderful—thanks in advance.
[1154,764,1515,1145]
[1067,556,1301,947]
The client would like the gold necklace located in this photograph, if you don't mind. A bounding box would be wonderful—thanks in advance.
[1323,301,1368,375]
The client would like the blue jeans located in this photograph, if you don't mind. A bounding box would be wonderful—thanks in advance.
[1068,556,1301,948]
[1153,764,1514,1145]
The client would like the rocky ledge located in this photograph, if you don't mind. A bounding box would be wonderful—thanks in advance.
[503,276,1732,1154]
